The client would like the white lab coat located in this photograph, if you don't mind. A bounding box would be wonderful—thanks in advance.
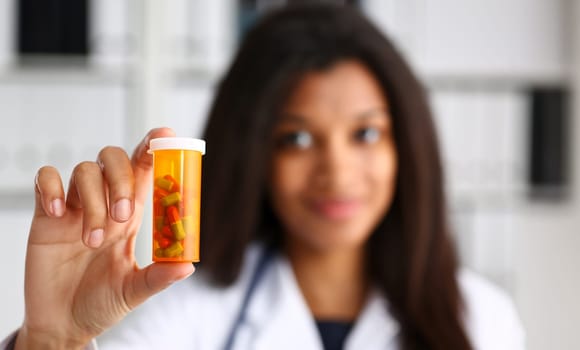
[0,244,525,349]
[94,244,525,349]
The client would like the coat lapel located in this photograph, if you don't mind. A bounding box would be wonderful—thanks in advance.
[344,289,400,349]
[243,254,323,350]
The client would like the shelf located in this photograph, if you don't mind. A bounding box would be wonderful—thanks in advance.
[0,64,128,85]
[423,71,570,91]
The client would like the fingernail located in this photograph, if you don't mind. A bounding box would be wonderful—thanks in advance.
[113,199,132,222]
[88,229,104,248]
[50,199,64,217]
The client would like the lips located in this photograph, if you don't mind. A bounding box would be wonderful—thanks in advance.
[309,198,362,220]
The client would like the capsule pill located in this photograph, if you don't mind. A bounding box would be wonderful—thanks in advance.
[161,192,181,207]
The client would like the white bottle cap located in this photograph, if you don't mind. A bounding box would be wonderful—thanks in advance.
[148,137,206,155]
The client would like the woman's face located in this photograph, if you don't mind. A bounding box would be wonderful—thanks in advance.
[269,60,397,252]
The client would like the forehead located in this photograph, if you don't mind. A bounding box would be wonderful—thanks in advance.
[281,59,388,119]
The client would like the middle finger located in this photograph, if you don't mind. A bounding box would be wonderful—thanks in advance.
[67,161,108,248]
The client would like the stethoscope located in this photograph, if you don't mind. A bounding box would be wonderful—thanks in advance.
[223,246,276,350]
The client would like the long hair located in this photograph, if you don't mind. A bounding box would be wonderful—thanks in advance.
[199,4,472,349]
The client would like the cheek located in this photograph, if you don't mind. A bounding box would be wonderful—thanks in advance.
[365,146,397,194]
[270,156,312,200]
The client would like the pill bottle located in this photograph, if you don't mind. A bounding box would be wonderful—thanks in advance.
[148,137,205,262]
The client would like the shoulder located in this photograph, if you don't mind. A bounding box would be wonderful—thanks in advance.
[458,269,526,350]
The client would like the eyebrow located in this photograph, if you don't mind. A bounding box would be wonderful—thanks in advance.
[278,107,390,125]
[356,108,391,120]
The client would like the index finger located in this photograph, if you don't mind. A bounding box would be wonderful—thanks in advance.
[131,127,176,205]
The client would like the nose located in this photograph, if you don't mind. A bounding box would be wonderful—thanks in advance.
[312,136,357,192]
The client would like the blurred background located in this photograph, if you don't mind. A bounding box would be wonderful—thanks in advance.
[0,0,577,348]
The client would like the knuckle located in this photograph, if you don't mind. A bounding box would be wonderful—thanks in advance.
[115,170,134,183]
[99,145,126,158]
[86,201,108,218]
[74,161,99,178]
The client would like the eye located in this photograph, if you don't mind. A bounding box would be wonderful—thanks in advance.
[276,130,313,149]
[354,126,381,144]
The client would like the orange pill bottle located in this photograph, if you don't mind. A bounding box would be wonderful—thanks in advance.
[148,137,205,262]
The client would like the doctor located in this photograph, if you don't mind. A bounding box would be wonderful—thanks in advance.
[4,3,524,350]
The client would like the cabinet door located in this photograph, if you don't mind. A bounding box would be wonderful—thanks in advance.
[362,0,567,79]
[421,0,566,78]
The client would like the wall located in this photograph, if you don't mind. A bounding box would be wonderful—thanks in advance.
[1,1,579,348]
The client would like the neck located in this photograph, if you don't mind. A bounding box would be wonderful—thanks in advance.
[285,240,369,321]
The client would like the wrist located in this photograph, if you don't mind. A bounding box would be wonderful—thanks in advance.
[15,326,89,350]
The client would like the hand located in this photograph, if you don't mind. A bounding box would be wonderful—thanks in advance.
[15,128,195,349]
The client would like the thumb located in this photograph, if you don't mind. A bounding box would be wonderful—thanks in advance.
[125,262,195,309]
[131,127,176,205]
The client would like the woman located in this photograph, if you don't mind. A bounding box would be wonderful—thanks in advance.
[4,4,523,350]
